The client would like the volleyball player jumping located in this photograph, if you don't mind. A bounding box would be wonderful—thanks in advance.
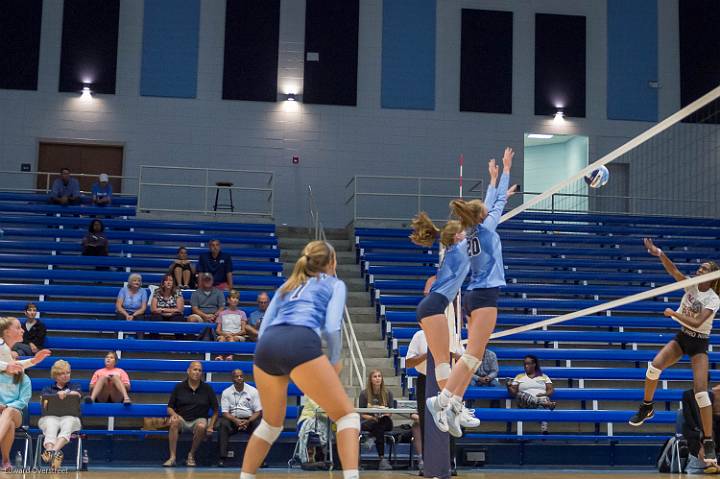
[410,213,480,434]
[425,147,513,436]
[629,238,720,464]
[241,241,359,479]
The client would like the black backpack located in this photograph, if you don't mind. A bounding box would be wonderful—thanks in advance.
[657,436,688,473]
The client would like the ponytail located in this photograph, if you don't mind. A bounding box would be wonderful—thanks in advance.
[450,199,487,230]
[280,240,336,295]
[409,212,440,247]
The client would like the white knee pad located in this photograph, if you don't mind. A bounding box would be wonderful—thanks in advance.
[435,362,451,382]
[696,391,712,408]
[252,419,282,444]
[335,412,360,432]
[460,353,481,372]
[646,364,662,381]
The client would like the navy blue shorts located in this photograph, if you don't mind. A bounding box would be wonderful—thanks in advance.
[462,287,500,316]
[416,292,450,323]
[254,324,324,376]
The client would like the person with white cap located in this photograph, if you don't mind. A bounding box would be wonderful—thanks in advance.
[92,173,113,206]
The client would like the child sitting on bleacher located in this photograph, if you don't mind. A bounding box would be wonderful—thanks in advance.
[215,290,249,360]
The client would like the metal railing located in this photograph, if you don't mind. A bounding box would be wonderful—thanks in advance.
[137,166,274,217]
[307,185,365,388]
[514,191,717,218]
[346,174,484,223]
[0,170,137,196]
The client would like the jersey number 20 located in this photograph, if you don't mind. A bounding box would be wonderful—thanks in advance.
[467,237,481,257]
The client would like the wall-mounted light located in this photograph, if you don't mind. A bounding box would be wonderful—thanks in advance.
[80,83,92,99]
[553,110,565,123]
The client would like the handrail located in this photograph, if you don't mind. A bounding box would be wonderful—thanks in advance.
[137,165,274,217]
[346,174,485,223]
[307,185,365,388]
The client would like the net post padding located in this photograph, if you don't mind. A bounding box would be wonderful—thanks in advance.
[458,270,720,344]
[500,83,720,223]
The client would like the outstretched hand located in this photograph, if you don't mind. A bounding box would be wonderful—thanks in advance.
[644,238,661,257]
[664,308,676,318]
[502,147,514,173]
[488,159,499,185]
[507,184,519,198]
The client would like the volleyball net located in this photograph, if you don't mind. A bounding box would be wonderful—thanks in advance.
[476,85,720,340]
[505,84,720,220]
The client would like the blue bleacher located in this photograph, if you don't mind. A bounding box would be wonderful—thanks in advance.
[0,191,138,206]
[0,268,284,287]
[0,284,271,301]
[0,299,255,316]
[0,253,282,273]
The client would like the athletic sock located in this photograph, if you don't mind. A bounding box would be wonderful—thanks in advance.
[240,472,256,479]
[343,469,359,479]
[438,389,453,407]
[451,395,464,412]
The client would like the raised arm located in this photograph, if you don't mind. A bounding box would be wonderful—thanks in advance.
[644,238,685,281]
[323,281,347,368]
[482,148,513,231]
[483,159,499,205]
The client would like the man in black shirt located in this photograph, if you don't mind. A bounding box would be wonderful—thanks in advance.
[164,361,219,467]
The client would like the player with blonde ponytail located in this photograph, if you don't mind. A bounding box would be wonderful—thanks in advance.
[241,241,359,479]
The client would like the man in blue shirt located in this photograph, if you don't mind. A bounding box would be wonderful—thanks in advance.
[197,239,233,290]
[91,173,113,206]
[246,292,269,341]
[50,168,81,205]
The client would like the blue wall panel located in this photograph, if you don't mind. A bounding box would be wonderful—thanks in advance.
[140,0,200,98]
[607,0,658,122]
[381,0,436,110]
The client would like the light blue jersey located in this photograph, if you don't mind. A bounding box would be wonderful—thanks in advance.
[466,173,509,290]
[259,273,346,364]
[430,239,470,301]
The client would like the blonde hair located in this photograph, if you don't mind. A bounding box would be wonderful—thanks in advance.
[450,199,487,230]
[51,360,71,380]
[0,317,23,383]
[228,289,240,300]
[410,212,464,248]
[364,369,389,407]
[127,273,142,285]
[0,316,17,339]
[280,241,336,295]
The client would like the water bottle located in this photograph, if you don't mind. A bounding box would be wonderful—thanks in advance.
[14,450,22,470]
[82,450,89,471]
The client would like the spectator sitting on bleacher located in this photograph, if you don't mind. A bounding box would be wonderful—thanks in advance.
[471,349,499,387]
[197,239,233,290]
[115,273,148,321]
[246,291,268,341]
[91,173,112,206]
[151,274,185,323]
[86,351,131,405]
[507,355,556,434]
[164,361,218,467]
[359,368,394,470]
[188,272,224,327]
[215,290,249,360]
[12,303,47,358]
[38,360,82,470]
[169,246,196,289]
[216,369,262,467]
[81,219,109,257]
[49,167,81,205]
[0,317,32,472]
